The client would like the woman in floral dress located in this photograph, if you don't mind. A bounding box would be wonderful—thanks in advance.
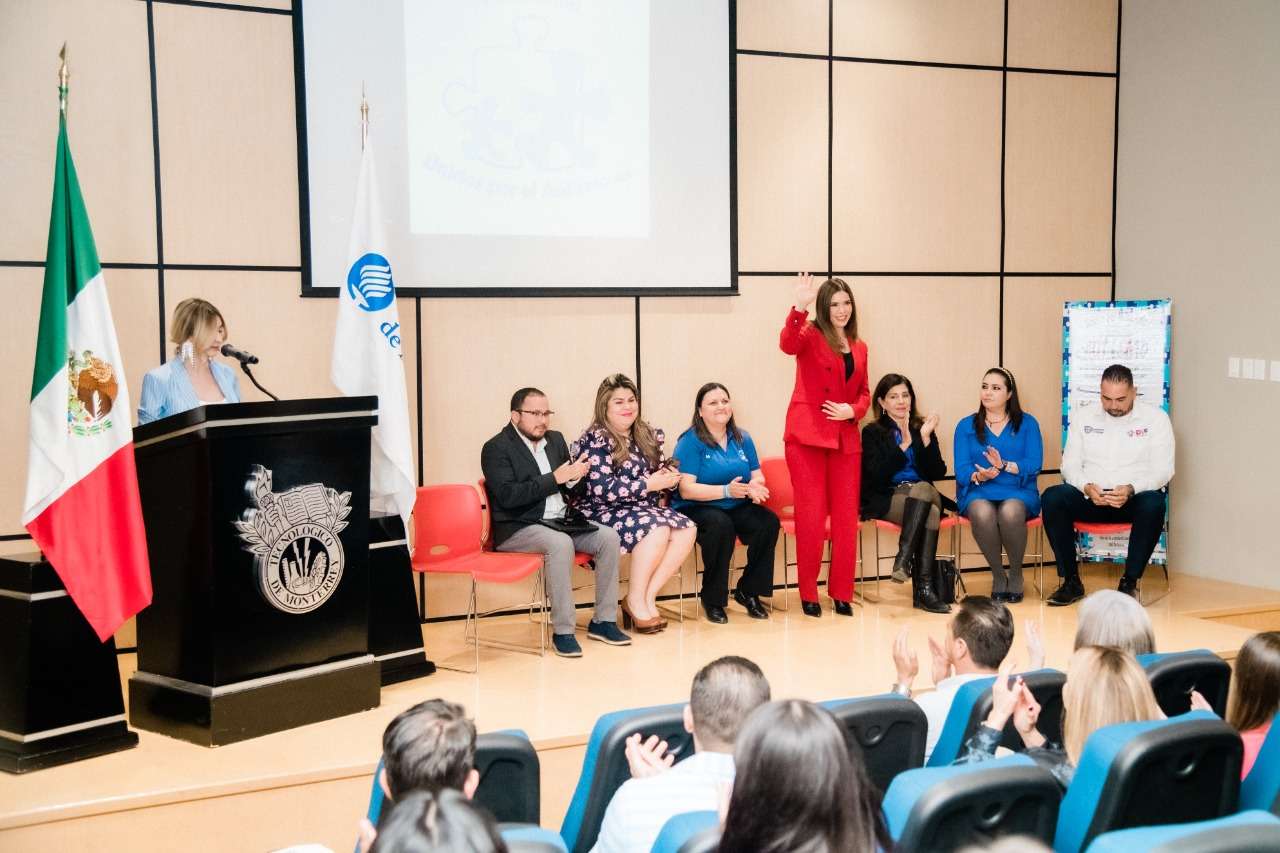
[573,374,695,633]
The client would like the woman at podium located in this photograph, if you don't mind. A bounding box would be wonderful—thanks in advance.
[137,298,241,424]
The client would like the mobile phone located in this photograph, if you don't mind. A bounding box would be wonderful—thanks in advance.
[1100,487,1114,493]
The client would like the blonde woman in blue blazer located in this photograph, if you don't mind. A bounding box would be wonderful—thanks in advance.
[137,298,241,424]
[953,367,1043,603]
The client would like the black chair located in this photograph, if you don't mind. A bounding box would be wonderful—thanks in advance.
[883,755,1061,851]
[822,694,927,792]
[475,731,541,825]
[1054,712,1243,853]
[928,669,1066,766]
[1138,650,1232,717]
[559,702,692,853]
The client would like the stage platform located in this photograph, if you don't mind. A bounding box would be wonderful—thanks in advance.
[4,567,1280,852]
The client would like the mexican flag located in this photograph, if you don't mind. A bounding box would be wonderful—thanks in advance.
[22,112,151,642]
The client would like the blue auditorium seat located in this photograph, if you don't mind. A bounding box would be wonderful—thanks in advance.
[1240,711,1280,814]
[1054,711,1242,853]
[926,669,1065,767]
[560,702,691,853]
[1137,650,1232,717]
[882,754,1061,849]
[650,810,718,853]
[502,824,570,852]
[1084,810,1280,853]
[819,694,927,791]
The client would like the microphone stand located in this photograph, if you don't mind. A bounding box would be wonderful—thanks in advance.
[238,362,279,401]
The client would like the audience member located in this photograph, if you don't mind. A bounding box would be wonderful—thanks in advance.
[672,383,779,623]
[370,789,507,853]
[591,656,771,853]
[862,372,952,613]
[954,367,1043,603]
[481,387,630,658]
[780,273,871,618]
[573,374,695,633]
[718,699,891,853]
[1044,364,1175,605]
[957,646,1163,787]
[1192,630,1280,778]
[1073,589,1156,656]
[891,596,1044,760]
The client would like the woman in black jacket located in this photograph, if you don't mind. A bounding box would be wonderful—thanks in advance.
[861,373,952,613]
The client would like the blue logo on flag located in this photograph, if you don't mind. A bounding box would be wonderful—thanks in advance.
[346,253,396,312]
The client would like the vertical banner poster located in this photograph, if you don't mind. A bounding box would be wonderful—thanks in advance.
[1061,300,1172,564]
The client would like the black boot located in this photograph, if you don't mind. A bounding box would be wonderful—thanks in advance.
[912,526,951,614]
[891,498,932,583]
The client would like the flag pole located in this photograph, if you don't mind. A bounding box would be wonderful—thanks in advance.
[360,82,368,151]
[58,43,69,115]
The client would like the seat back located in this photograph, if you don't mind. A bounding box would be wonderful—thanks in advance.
[1240,713,1280,813]
[821,694,927,792]
[651,811,719,853]
[928,670,1066,767]
[559,702,691,853]
[1083,810,1280,853]
[475,731,541,825]
[1054,712,1243,853]
[412,484,484,569]
[1137,650,1232,717]
[758,456,795,521]
[501,824,569,853]
[883,755,1061,851]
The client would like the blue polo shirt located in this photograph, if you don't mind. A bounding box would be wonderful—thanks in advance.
[671,428,761,511]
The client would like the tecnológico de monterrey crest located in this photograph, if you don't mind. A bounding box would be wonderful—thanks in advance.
[234,465,351,614]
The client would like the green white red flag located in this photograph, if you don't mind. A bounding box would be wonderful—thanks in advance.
[22,112,151,641]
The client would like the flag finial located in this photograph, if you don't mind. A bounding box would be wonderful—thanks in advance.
[360,82,368,150]
[58,43,69,114]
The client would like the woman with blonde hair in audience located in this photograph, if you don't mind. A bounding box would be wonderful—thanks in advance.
[956,645,1164,787]
[1192,631,1280,778]
[1073,589,1156,656]
[573,374,695,633]
[719,699,891,852]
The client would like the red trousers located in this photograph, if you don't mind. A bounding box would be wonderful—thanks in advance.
[785,442,861,602]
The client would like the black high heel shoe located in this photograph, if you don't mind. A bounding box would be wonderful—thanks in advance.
[832,599,854,617]
[801,600,821,617]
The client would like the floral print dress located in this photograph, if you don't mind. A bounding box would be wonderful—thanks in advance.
[572,426,694,553]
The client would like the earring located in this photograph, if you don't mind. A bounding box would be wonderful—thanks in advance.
[180,341,195,367]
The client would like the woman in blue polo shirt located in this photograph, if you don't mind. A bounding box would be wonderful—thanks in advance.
[672,383,780,624]
[954,367,1043,603]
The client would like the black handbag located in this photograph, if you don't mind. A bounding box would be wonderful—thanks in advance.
[935,558,964,604]
[537,507,596,536]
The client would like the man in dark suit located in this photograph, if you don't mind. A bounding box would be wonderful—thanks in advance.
[480,387,629,657]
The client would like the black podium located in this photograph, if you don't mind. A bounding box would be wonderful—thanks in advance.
[129,398,382,746]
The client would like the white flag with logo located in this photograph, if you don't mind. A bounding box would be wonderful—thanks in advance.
[332,131,416,540]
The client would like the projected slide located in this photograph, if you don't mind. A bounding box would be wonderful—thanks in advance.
[300,1,731,293]
[404,3,649,239]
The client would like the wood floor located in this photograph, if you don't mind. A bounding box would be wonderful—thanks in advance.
[3,566,1279,853]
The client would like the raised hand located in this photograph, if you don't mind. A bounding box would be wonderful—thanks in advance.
[928,634,952,685]
[892,627,919,686]
[985,658,1022,730]
[726,476,751,499]
[920,413,940,440]
[555,452,591,484]
[1013,683,1043,743]
[745,481,770,504]
[1189,689,1213,713]
[646,467,681,492]
[794,272,820,311]
[624,732,675,778]
[984,446,1004,470]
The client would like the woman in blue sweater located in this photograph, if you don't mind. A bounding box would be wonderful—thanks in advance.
[953,367,1042,603]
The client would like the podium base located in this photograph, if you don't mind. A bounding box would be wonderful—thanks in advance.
[128,655,380,747]
[0,721,139,774]
[376,648,436,685]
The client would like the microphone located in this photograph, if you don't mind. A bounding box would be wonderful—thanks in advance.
[220,343,259,365]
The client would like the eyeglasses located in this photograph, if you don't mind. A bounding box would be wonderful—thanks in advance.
[518,410,554,418]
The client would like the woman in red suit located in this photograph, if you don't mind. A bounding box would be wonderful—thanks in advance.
[780,273,870,617]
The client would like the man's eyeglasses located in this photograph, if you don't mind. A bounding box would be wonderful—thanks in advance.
[518,410,554,418]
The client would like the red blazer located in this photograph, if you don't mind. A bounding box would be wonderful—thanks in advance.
[780,307,871,453]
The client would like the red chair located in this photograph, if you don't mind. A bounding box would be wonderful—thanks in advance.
[871,516,963,600]
[1073,521,1170,605]
[411,484,546,672]
[477,478,594,630]
[953,515,1046,599]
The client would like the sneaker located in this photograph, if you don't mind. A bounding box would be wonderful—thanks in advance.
[1117,576,1139,598]
[552,633,583,658]
[587,620,632,646]
[1047,578,1085,607]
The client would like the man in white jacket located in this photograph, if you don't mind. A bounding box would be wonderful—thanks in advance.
[1044,364,1175,605]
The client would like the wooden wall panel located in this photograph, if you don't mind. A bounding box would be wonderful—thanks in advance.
[1009,0,1118,72]
[834,0,1004,66]
[737,0,828,55]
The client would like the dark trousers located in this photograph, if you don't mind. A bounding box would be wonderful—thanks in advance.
[1042,484,1167,581]
[679,502,781,607]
